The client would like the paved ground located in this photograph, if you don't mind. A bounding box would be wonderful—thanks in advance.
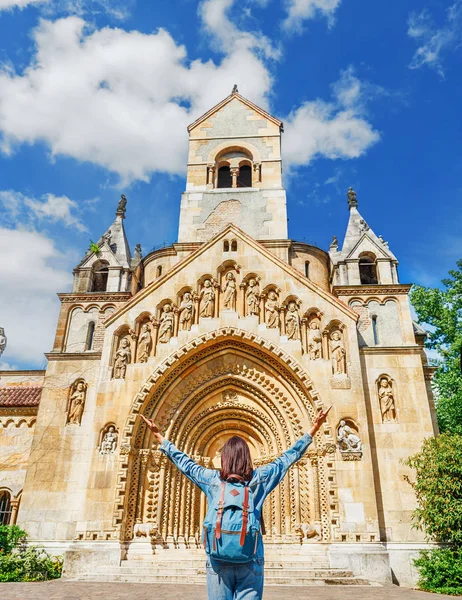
[0,582,458,600]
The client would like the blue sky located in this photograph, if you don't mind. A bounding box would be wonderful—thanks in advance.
[0,0,461,369]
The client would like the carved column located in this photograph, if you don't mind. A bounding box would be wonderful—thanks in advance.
[280,306,286,335]
[322,330,329,361]
[193,294,200,325]
[10,498,20,525]
[301,318,308,354]
[207,164,215,187]
[213,281,220,318]
[156,458,167,534]
[151,320,159,357]
[231,167,239,188]
[240,283,246,316]
[173,308,180,337]
[310,455,321,524]
[260,294,266,325]
[253,162,261,183]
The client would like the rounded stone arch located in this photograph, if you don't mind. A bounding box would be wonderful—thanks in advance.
[113,328,339,544]
[208,141,262,165]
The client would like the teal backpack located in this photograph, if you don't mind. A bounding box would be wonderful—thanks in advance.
[203,475,260,563]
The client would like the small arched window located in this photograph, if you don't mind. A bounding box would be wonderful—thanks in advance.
[231,240,238,252]
[91,260,109,292]
[217,165,232,188]
[359,253,378,285]
[238,165,252,187]
[0,490,12,525]
[224,240,230,252]
[304,261,310,278]
[371,315,379,345]
[156,265,163,278]
[85,321,96,351]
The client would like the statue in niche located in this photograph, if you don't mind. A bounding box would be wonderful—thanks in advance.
[200,279,215,318]
[100,426,118,454]
[285,301,301,340]
[337,420,362,453]
[245,278,260,316]
[222,272,237,310]
[179,292,195,331]
[114,337,131,379]
[137,323,152,363]
[378,377,397,422]
[158,304,174,343]
[308,320,322,360]
[67,379,87,425]
[265,291,279,329]
[330,330,346,375]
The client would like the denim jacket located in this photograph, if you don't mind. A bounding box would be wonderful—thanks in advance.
[159,432,313,561]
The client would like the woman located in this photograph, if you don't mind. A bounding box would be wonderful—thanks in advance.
[140,404,331,599]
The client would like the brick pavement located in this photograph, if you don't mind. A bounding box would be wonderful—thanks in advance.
[0,582,457,600]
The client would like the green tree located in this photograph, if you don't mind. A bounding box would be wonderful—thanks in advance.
[410,259,462,435]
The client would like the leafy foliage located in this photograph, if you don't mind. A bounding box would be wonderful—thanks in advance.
[414,548,462,595]
[0,524,26,555]
[410,259,462,435]
[88,240,100,255]
[404,432,462,546]
[0,525,62,582]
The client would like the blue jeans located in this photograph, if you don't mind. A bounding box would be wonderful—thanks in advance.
[206,557,264,599]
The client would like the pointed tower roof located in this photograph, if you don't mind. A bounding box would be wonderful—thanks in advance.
[187,85,283,133]
[333,187,397,262]
[76,194,132,269]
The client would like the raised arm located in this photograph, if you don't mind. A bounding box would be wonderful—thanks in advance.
[258,406,332,496]
[139,415,214,492]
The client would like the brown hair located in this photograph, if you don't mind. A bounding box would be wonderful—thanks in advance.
[220,436,254,482]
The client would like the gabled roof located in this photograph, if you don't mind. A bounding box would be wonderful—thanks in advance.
[0,385,42,407]
[105,223,358,327]
[76,213,132,270]
[187,91,283,133]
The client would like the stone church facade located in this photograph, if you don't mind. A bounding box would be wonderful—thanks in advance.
[0,90,437,586]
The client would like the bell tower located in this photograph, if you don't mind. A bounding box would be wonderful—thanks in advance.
[178,87,288,243]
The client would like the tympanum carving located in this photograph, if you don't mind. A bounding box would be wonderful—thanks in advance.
[67,379,87,425]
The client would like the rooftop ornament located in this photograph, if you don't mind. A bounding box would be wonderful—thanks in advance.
[347,187,358,209]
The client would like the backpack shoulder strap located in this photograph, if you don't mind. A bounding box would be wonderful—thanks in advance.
[215,481,226,542]
[239,486,250,547]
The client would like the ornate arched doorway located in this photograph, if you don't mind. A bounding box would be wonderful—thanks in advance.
[114,330,338,546]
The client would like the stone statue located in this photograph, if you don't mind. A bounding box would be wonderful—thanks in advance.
[245,278,260,316]
[0,328,6,357]
[114,337,131,379]
[158,304,174,343]
[347,187,357,208]
[285,301,301,340]
[200,279,215,318]
[117,194,127,216]
[134,244,142,261]
[378,377,396,422]
[337,420,362,453]
[330,330,346,375]
[232,84,239,94]
[137,324,152,363]
[308,320,322,360]
[359,219,369,232]
[265,291,279,329]
[179,292,195,331]
[67,380,87,425]
[100,426,118,454]
[222,272,237,310]
[330,236,338,250]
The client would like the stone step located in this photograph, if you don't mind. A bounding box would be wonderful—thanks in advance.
[119,566,354,578]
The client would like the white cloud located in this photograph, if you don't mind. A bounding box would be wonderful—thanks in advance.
[0,190,87,232]
[0,227,73,365]
[0,0,129,18]
[283,0,342,32]
[408,1,462,77]
[0,0,44,9]
[283,68,380,170]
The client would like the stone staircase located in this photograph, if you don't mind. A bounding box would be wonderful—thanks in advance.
[74,546,378,586]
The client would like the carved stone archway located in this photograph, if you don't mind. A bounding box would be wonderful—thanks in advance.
[113,329,339,545]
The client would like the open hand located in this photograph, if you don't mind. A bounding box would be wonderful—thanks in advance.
[309,405,332,436]
[139,414,164,444]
